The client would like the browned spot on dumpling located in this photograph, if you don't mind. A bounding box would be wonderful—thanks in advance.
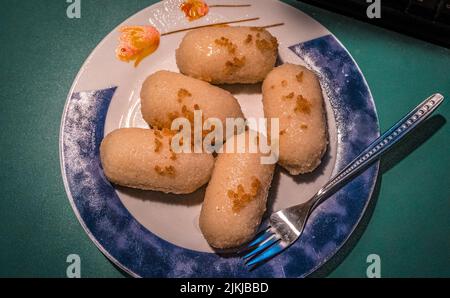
[256,39,278,52]
[225,56,246,75]
[165,165,176,177]
[271,36,279,49]
[296,71,304,83]
[154,130,163,139]
[282,92,295,101]
[250,177,261,196]
[181,105,195,125]
[151,119,165,130]
[245,34,253,44]
[228,177,262,212]
[154,165,164,175]
[162,128,176,137]
[154,165,176,177]
[177,88,192,103]
[215,37,237,54]
[294,95,312,115]
[227,189,238,199]
[281,80,288,87]
[168,111,180,121]
[154,138,163,153]
[170,151,177,161]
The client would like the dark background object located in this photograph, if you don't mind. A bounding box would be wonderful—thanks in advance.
[297,0,450,48]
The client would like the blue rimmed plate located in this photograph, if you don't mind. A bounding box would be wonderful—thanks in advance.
[59,0,379,277]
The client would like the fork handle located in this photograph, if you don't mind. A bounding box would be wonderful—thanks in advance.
[310,93,444,211]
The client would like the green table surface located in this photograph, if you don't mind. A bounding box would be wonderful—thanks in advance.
[1,0,449,278]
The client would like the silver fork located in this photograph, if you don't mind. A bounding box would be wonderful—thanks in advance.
[242,93,444,268]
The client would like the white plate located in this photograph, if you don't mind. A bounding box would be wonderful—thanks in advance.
[60,0,379,277]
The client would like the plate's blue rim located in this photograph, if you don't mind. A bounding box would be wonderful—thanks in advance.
[59,32,380,277]
[59,88,140,277]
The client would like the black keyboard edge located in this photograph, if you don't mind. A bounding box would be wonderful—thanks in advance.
[297,0,450,49]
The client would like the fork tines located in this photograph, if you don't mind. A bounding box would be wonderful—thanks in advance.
[238,227,285,268]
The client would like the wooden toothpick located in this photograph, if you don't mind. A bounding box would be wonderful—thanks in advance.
[161,17,260,36]
[261,22,285,29]
[209,4,251,8]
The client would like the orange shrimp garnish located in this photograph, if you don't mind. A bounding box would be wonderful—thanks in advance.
[180,0,210,21]
[115,25,160,67]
